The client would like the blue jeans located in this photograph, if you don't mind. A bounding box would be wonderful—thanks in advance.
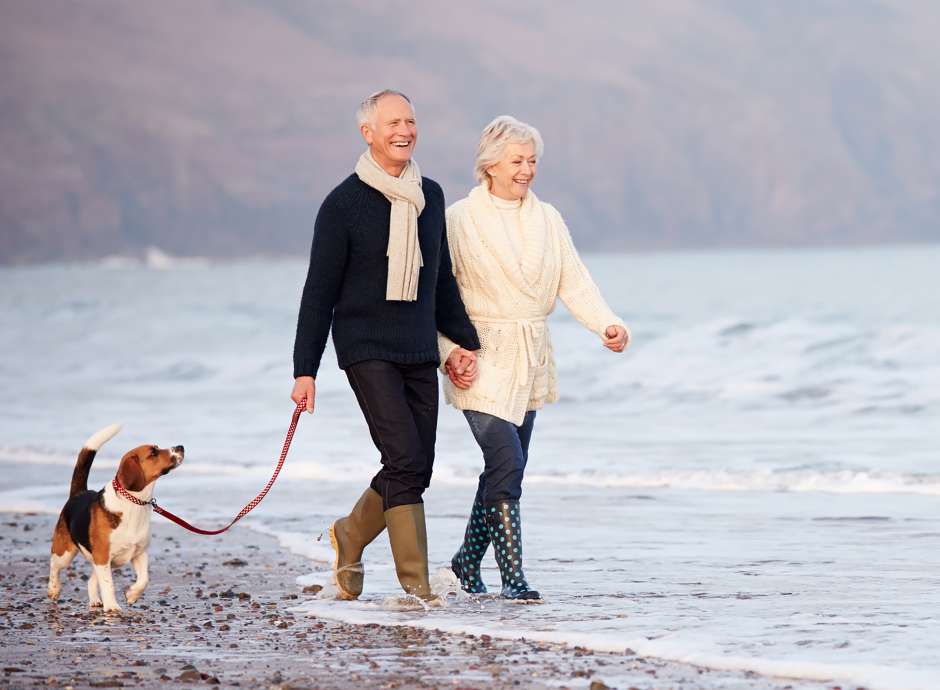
[463,410,536,506]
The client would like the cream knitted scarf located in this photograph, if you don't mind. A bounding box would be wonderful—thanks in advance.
[354,150,425,301]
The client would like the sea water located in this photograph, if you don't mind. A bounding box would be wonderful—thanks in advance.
[1,246,938,690]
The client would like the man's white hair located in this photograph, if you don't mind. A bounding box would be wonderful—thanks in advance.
[474,115,544,185]
[356,89,413,128]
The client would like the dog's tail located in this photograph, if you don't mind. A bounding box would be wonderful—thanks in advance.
[70,424,122,498]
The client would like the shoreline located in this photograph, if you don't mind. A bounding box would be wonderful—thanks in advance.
[1,512,827,689]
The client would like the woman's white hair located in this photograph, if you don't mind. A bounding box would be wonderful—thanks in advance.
[356,89,413,128]
[474,115,544,185]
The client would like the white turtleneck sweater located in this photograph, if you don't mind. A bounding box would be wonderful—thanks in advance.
[490,193,525,265]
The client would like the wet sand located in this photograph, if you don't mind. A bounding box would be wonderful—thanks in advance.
[1,512,827,689]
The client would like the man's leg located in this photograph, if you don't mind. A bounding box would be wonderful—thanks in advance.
[401,362,439,493]
[347,361,430,509]
[327,360,417,600]
[346,360,435,599]
[328,488,385,600]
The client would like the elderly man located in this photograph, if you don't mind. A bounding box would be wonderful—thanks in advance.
[291,90,479,603]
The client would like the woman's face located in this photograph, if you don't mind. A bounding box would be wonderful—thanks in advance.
[487,141,537,201]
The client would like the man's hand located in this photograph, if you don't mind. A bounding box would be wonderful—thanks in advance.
[291,376,316,414]
[602,325,629,353]
[445,348,478,390]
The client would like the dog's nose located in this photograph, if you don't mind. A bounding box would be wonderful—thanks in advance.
[173,445,184,454]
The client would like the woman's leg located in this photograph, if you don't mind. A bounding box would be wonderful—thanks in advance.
[456,411,540,599]
[452,408,525,594]
[486,411,538,599]
[451,476,489,593]
[518,411,536,464]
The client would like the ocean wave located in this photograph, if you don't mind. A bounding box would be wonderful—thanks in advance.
[520,468,940,495]
[99,246,211,270]
[0,446,83,467]
[551,317,940,418]
[140,360,217,382]
[4,446,938,497]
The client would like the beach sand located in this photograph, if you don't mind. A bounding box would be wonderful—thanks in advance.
[1,513,827,690]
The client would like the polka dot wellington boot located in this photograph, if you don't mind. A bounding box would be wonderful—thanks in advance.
[450,498,489,593]
[485,500,541,601]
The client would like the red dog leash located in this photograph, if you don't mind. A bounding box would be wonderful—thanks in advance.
[112,399,306,535]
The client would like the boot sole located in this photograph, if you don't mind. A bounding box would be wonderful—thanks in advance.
[329,521,358,601]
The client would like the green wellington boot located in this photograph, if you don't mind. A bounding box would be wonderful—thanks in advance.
[451,498,489,593]
[329,488,386,600]
[384,503,439,602]
[485,500,542,601]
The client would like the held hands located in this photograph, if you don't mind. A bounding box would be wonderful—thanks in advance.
[445,348,478,390]
[602,325,629,353]
[291,376,316,414]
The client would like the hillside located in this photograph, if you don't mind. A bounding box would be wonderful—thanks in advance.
[2,0,939,263]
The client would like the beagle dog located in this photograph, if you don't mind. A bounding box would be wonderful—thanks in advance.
[47,424,184,612]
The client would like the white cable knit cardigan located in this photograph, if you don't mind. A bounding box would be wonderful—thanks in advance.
[438,184,627,425]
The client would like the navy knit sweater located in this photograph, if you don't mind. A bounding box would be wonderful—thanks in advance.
[293,173,480,379]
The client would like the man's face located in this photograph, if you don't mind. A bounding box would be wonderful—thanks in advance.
[360,94,417,175]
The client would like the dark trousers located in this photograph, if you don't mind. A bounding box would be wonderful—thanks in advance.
[345,360,438,511]
[464,410,536,506]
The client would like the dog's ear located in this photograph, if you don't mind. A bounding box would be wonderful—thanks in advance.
[117,452,147,492]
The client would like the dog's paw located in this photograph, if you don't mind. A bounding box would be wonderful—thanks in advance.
[47,586,61,600]
[125,588,143,605]
[103,604,123,615]
[89,600,103,609]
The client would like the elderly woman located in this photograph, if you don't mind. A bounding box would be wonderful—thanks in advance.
[439,116,629,601]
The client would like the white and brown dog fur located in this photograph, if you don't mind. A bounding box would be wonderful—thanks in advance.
[47,425,184,613]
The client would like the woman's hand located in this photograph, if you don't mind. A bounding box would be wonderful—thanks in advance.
[445,348,478,389]
[291,376,316,414]
[602,325,629,353]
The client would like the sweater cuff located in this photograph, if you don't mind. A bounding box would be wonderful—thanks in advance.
[597,315,627,336]
[438,333,460,373]
[293,359,320,379]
